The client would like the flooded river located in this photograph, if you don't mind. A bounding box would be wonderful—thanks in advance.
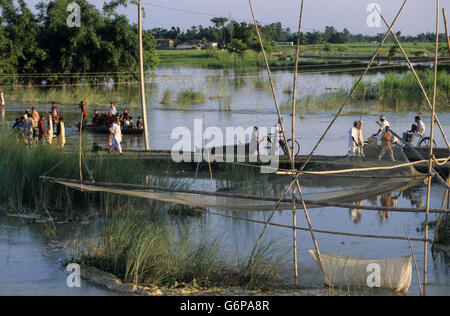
[0,67,448,296]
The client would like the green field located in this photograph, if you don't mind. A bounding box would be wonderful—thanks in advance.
[158,42,448,69]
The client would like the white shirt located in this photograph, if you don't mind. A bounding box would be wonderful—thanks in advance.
[349,127,359,149]
[249,130,259,155]
[111,122,122,143]
[109,106,117,115]
[416,120,425,135]
[380,120,390,132]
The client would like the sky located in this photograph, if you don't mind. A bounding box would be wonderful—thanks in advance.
[26,0,448,35]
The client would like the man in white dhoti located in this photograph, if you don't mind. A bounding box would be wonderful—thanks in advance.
[109,117,122,154]
[348,121,359,157]
[46,116,53,144]
[249,126,260,157]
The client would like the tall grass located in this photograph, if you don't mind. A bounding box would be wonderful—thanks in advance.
[2,85,157,109]
[176,88,206,105]
[69,214,286,289]
[0,129,197,216]
[160,88,173,105]
[377,70,449,112]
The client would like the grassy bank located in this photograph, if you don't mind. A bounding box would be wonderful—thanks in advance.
[69,213,287,290]
[0,129,198,217]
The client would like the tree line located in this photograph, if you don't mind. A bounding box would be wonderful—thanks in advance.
[152,17,448,47]
[0,0,159,85]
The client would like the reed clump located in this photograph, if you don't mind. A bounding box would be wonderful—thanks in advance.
[69,214,286,290]
[176,89,206,105]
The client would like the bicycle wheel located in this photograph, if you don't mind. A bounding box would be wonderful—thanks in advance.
[418,137,437,148]
[286,139,301,157]
[259,138,272,156]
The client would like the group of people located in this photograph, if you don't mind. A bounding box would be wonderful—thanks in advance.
[91,103,143,131]
[348,115,426,162]
[12,105,66,149]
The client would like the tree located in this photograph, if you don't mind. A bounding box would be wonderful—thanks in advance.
[227,39,247,64]
[210,17,228,48]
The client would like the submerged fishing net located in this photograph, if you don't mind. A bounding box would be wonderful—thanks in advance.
[52,145,426,212]
[309,250,412,292]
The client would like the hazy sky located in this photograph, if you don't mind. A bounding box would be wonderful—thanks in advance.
[27,0,447,35]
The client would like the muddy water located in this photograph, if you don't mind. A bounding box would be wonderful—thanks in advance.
[0,67,448,296]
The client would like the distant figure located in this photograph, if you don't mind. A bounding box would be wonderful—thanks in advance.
[24,111,34,148]
[38,115,47,141]
[378,127,396,162]
[46,116,54,144]
[92,110,100,126]
[272,119,284,155]
[31,107,39,139]
[79,101,88,129]
[136,116,143,129]
[108,102,117,116]
[249,126,260,156]
[50,102,59,129]
[357,120,365,158]
[122,109,130,120]
[410,115,425,145]
[59,117,66,148]
[348,121,359,158]
[13,117,25,133]
[109,117,122,154]
[0,92,5,107]
[372,115,390,138]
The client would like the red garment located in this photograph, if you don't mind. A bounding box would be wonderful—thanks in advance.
[381,130,391,146]
[38,120,47,138]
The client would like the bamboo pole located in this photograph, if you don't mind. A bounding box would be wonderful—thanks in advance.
[295,179,323,273]
[295,0,409,175]
[291,0,304,166]
[79,107,83,190]
[247,0,297,267]
[423,0,440,293]
[402,224,423,296]
[291,0,304,285]
[276,0,410,205]
[138,0,150,150]
[443,9,450,56]
[203,115,214,188]
[377,8,450,150]
[292,186,298,285]
[248,0,293,162]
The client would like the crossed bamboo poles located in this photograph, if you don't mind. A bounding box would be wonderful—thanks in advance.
[246,0,449,294]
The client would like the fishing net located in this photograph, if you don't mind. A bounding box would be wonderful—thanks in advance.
[309,250,412,292]
[52,144,426,212]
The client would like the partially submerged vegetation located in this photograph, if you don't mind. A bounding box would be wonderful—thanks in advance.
[281,70,450,113]
[68,214,287,290]
[0,129,196,217]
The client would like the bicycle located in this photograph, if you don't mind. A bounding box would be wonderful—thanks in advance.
[259,133,300,157]
[403,131,437,148]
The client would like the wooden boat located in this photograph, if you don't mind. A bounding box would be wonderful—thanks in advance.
[77,123,144,135]
[404,146,449,161]
[309,250,412,292]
